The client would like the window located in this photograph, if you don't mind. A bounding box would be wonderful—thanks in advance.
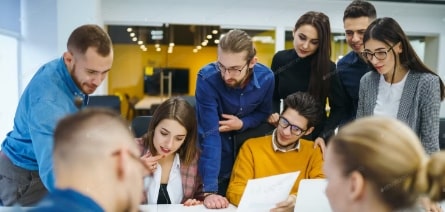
[0,34,19,146]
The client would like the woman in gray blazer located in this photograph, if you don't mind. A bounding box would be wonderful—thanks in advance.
[357,17,445,154]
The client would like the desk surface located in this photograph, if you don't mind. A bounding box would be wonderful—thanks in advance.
[134,95,168,110]
[0,204,237,212]
[139,204,237,211]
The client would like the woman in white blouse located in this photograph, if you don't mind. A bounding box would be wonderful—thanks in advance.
[357,17,445,154]
[138,97,204,205]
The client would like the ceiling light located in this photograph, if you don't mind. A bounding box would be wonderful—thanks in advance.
[206,34,212,39]
[214,39,220,44]
[212,30,218,34]
[127,27,133,32]
[137,40,143,45]
[130,32,136,37]
[132,37,137,42]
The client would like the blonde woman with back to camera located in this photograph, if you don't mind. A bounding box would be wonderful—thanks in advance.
[324,116,445,212]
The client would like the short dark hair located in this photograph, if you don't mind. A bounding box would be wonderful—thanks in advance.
[343,0,377,21]
[67,24,113,57]
[54,108,128,155]
[282,92,323,128]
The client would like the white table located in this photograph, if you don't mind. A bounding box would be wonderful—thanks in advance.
[0,204,237,212]
[139,204,237,211]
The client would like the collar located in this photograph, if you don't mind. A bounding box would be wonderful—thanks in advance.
[350,51,367,64]
[173,153,181,169]
[271,129,300,152]
[59,57,89,106]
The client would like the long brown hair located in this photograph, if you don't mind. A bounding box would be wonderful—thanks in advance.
[294,11,332,101]
[363,17,445,100]
[144,97,199,166]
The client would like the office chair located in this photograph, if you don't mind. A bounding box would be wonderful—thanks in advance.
[87,95,121,113]
[180,95,196,108]
[124,93,140,120]
[233,122,275,160]
[131,116,152,138]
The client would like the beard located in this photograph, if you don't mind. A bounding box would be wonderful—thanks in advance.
[70,64,97,94]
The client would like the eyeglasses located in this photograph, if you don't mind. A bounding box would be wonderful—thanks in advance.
[278,116,307,136]
[361,44,396,61]
[216,62,248,76]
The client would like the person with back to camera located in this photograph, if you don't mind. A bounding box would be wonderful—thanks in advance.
[137,97,204,205]
[357,17,445,155]
[337,0,377,124]
[29,108,149,212]
[0,24,113,206]
[195,29,275,209]
[268,11,349,156]
[324,116,445,212]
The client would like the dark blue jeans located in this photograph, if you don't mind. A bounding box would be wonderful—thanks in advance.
[0,151,47,206]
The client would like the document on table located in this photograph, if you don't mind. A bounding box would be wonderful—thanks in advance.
[237,171,300,212]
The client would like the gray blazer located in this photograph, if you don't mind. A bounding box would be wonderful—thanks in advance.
[357,71,441,154]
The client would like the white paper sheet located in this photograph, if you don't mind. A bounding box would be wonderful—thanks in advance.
[294,179,331,212]
[237,171,300,212]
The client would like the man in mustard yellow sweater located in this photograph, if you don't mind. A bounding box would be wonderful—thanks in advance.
[226,91,325,211]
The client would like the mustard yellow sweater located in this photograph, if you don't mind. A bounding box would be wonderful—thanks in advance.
[226,135,324,206]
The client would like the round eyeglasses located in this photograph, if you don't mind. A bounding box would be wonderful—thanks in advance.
[278,116,307,136]
[361,43,396,61]
[216,62,248,76]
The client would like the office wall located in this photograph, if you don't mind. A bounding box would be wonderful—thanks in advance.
[1,0,104,145]
[102,0,445,116]
[0,0,21,146]
[108,36,275,100]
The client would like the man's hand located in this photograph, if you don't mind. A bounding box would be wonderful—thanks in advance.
[267,113,280,127]
[203,194,230,209]
[271,194,296,212]
[219,114,243,132]
[313,137,326,159]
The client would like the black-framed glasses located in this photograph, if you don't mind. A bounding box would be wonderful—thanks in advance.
[361,43,396,61]
[216,62,248,76]
[278,116,307,136]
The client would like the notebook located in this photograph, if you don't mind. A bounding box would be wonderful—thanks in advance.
[294,179,332,212]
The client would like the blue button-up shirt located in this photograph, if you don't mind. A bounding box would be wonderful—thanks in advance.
[337,51,371,123]
[28,188,104,212]
[1,57,87,190]
[195,62,274,192]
